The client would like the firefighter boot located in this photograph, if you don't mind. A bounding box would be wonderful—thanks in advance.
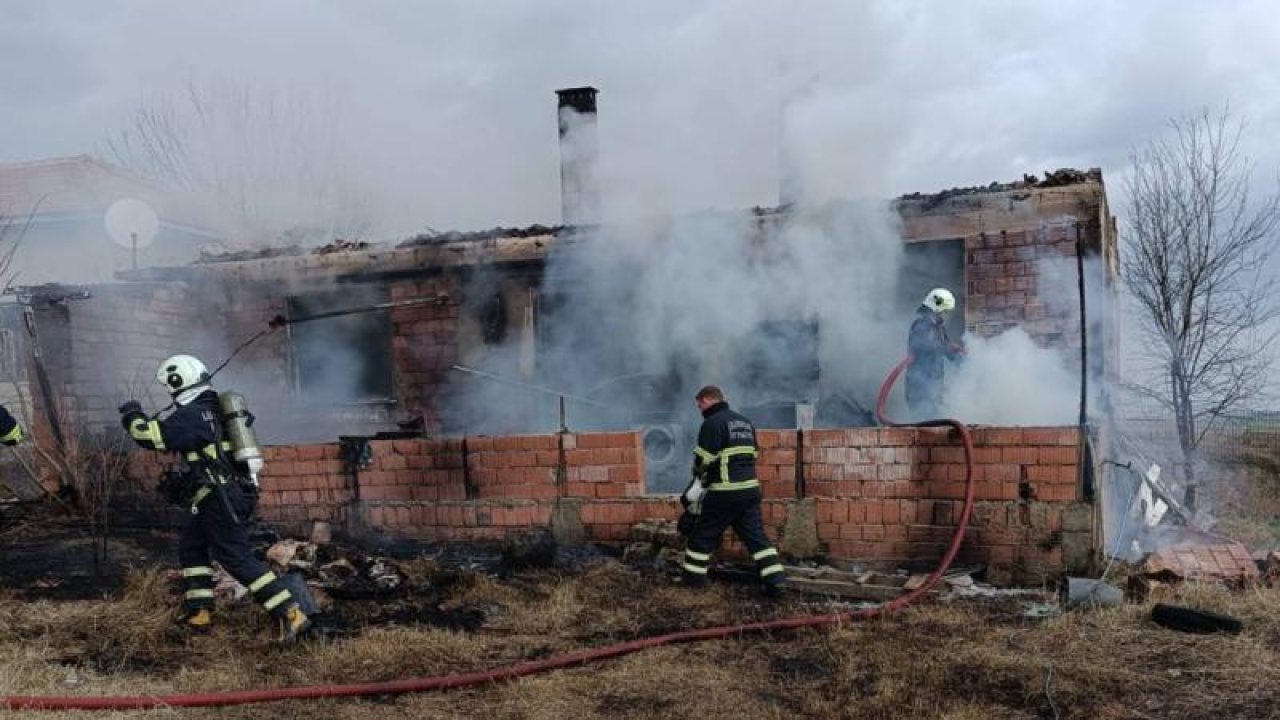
[276,603,313,643]
[182,608,214,634]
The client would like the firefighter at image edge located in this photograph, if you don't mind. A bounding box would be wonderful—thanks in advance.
[0,403,24,447]
[678,385,786,595]
[119,354,312,642]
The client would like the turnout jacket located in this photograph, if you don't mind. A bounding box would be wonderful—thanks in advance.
[905,309,960,398]
[125,390,223,457]
[692,401,760,491]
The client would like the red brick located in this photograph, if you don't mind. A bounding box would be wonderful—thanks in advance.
[878,428,918,446]
[594,483,627,498]
[590,448,624,466]
[980,464,1019,483]
[1039,485,1079,502]
[757,431,784,449]
[360,470,395,487]
[1039,446,1079,465]
[565,482,595,497]
[1027,465,1078,485]
[519,435,557,451]
[931,482,966,500]
[806,430,845,448]
[297,445,328,461]
[493,436,523,452]
[864,501,884,525]
[916,428,953,446]
[380,455,408,471]
[972,447,1003,464]
[764,449,796,466]
[1002,447,1039,464]
[510,451,540,468]
[930,446,966,464]
[390,439,423,455]
[1022,427,1078,446]
[979,428,1025,446]
[878,464,912,482]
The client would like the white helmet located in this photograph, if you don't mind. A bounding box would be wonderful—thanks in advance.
[156,354,210,394]
[922,288,956,314]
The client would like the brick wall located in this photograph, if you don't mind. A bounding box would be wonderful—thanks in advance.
[965,224,1081,345]
[120,426,1092,585]
[389,277,461,429]
[46,282,205,432]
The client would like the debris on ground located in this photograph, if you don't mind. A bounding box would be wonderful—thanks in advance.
[212,569,247,602]
[1129,531,1259,600]
[1061,576,1124,610]
[1252,549,1280,585]
[1151,603,1244,634]
[265,538,317,570]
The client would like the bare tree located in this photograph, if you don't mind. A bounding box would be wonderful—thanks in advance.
[105,76,372,245]
[1123,106,1280,509]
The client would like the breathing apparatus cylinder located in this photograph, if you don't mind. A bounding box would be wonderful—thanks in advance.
[217,391,265,484]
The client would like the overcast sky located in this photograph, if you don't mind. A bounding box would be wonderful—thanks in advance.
[2,0,1279,235]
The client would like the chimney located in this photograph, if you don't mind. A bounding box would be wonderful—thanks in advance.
[556,86,599,226]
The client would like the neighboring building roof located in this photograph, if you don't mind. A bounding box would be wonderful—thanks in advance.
[0,155,217,235]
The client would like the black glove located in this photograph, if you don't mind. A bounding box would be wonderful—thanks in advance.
[118,401,145,431]
[0,424,23,446]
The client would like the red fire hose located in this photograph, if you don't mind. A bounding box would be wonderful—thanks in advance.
[6,356,974,711]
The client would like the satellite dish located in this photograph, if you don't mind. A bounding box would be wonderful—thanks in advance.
[105,198,159,249]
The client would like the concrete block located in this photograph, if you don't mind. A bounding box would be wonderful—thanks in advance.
[780,498,821,559]
[550,497,585,545]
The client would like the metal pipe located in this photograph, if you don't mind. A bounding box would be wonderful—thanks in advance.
[448,365,607,408]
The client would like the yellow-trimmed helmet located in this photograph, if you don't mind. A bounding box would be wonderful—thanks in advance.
[156,354,210,394]
[922,288,956,314]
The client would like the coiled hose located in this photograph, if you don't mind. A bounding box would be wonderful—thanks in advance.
[6,356,974,711]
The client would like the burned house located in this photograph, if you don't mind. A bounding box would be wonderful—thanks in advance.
[1,89,1123,585]
[0,162,1118,586]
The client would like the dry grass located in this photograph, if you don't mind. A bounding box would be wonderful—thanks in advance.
[2,563,1280,719]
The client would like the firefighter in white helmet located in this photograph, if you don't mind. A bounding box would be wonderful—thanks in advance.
[118,354,311,642]
[905,289,964,420]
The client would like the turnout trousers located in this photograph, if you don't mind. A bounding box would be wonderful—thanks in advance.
[681,487,785,587]
[176,479,293,618]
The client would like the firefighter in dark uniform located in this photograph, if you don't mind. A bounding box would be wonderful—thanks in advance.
[679,386,785,595]
[0,404,24,447]
[905,288,964,420]
[119,354,311,641]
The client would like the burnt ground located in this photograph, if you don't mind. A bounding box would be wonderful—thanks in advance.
[2,519,1280,719]
[0,521,173,601]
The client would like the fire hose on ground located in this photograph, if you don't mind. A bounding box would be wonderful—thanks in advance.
[4,356,975,711]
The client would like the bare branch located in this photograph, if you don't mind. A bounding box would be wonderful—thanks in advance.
[104,75,372,246]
